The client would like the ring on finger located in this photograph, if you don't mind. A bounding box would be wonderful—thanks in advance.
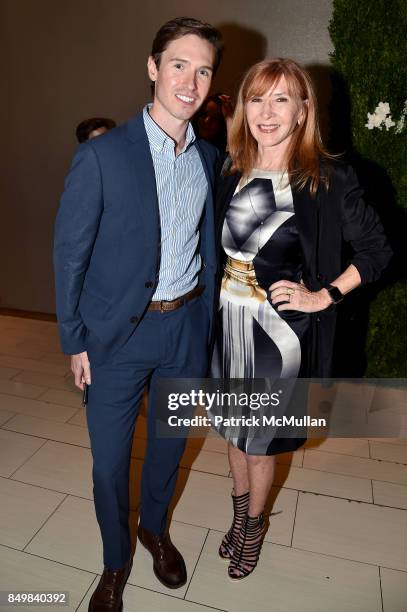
[286,287,295,295]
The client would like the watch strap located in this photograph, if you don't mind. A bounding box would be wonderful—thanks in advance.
[326,284,344,304]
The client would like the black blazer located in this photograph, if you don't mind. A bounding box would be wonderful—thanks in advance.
[214,161,393,376]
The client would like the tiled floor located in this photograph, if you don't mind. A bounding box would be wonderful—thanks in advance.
[0,315,406,612]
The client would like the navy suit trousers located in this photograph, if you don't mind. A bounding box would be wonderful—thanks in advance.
[85,294,209,569]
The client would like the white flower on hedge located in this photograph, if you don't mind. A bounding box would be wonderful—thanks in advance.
[366,100,404,132]
[366,110,383,129]
[384,116,396,130]
[395,99,407,133]
[395,116,405,134]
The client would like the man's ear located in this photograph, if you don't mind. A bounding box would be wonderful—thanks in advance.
[147,56,158,82]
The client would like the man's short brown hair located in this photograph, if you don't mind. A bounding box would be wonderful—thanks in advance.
[151,17,224,75]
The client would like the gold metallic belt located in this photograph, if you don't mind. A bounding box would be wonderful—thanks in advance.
[224,256,259,286]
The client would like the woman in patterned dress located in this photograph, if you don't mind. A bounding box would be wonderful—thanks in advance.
[212,58,392,580]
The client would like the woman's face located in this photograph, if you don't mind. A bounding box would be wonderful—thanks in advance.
[245,75,305,156]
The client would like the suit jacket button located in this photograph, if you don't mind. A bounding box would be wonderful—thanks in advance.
[130,316,138,324]
[145,281,154,288]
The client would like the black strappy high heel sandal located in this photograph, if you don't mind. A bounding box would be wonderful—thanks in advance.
[218,490,250,560]
[228,513,265,580]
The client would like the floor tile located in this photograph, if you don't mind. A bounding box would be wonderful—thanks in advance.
[0,354,69,377]
[77,578,223,612]
[134,412,148,438]
[170,470,297,546]
[293,491,407,571]
[0,429,46,477]
[0,409,15,425]
[380,567,407,612]
[131,435,146,459]
[0,379,47,400]
[370,442,407,464]
[371,385,407,411]
[305,438,370,458]
[186,530,381,612]
[66,407,87,427]
[131,436,230,477]
[16,338,61,354]
[187,431,228,454]
[372,481,407,510]
[3,414,90,447]
[368,438,407,447]
[12,370,77,392]
[0,544,95,612]
[0,394,77,422]
[11,440,93,499]
[25,496,102,571]
[304,449,407,485]
[0,342,46,360]
[37,388,82,409]
[274,463,373,502]
[180,447,231,476]
[277,449,304,467]
[0,365,21,380]
[39,352,71,366]
[0,476,65,549]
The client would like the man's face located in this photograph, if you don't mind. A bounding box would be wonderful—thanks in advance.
[147,34,215,127]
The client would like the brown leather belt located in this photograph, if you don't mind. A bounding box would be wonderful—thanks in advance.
[147,285,204,312]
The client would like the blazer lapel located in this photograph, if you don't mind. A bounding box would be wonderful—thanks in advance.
[292,184,319,284]
[195,141,216,268]
[125,114,160,246]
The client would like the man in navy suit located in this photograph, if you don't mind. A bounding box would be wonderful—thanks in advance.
[54,17,223,611]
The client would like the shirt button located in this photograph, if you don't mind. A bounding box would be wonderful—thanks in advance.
[145,281,154,288]
[130,316,138,324]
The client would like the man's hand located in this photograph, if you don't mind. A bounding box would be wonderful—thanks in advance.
[71,351,91,390]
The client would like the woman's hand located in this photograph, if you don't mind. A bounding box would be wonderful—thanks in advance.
[269,279,332,313]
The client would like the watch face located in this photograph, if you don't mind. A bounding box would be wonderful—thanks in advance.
[328,285,343,304]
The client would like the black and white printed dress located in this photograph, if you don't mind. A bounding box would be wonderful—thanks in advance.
[211,169,309,455]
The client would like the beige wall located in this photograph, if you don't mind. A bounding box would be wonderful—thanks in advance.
[0,0,333,312]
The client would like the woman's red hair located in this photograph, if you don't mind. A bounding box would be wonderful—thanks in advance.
[228,58,333,194]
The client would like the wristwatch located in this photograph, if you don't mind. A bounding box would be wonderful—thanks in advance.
[326,284,344,304]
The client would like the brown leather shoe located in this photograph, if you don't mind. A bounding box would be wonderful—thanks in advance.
[137,525,187,589]
[88,557,133,612]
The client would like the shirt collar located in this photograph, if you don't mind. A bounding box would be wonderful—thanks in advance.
[143,103,196,154]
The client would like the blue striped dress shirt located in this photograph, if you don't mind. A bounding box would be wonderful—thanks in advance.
[143,104,208,301]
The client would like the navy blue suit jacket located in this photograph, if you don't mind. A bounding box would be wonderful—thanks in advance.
[54,112,217,355]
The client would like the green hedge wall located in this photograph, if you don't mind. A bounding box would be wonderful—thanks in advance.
[329,0,407,377]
